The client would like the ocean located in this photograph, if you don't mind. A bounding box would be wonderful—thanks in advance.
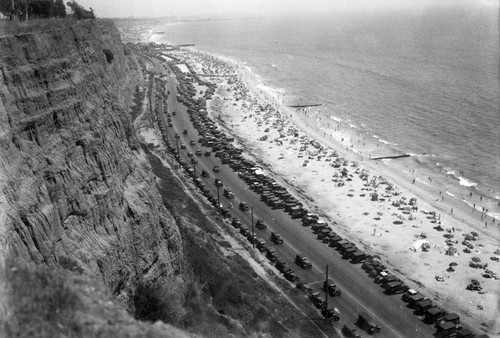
[152,5,500,215]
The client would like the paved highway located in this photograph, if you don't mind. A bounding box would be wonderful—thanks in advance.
[152,61,435,338]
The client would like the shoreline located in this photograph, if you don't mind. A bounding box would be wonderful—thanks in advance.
[146,35,500,334]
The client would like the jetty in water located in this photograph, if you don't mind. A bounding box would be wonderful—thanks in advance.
[288,103,323,108]
[371,154,411,160]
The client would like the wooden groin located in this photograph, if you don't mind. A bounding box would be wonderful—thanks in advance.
[371,154,411,160]
[288,103,323,108]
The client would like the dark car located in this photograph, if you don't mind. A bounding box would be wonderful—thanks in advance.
[357,312,381,334]
[323,279,341,297]
[295,254,312,269]
[270,232,283,244]
[255,219,267,230]
[309,291,325,309]
[231,218,242,228]
[342,324,361,338]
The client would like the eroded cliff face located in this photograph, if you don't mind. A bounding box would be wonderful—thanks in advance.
[0,20,183,307]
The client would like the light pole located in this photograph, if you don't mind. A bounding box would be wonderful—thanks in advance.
[215,178,223,215]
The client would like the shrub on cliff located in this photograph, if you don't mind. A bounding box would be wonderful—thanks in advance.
[103,49,114,64]
[133,276,186,325]
[3,262,81,337]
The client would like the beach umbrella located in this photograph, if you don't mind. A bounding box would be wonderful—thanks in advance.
[449,262,458,266]
[471,231,479,237]
[494,249,500,255]
[471,257,481,263]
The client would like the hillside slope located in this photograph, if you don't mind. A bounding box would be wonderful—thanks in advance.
[0,18,183,326]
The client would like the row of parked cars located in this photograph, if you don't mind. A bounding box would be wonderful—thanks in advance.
[167,74,371,327]
[161,64,487,338]
[362,257,484,337]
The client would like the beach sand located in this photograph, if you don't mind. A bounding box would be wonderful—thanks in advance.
[163,48,500,336]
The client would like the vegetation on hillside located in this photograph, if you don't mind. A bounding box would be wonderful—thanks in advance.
[0,0,66,20]
[140,146,328,337]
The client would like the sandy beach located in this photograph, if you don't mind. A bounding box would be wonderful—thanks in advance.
[152,45,500,336]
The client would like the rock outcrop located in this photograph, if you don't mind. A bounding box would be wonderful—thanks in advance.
[0,20,183,310]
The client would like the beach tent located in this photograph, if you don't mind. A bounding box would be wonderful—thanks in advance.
[410,239,430,252]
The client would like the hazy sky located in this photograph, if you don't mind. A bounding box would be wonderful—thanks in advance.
[76,0,499,18]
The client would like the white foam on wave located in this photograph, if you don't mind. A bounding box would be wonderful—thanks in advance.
[349,123,358,129]
[445,191,457,198]
[379,139,390,145]
[458,177,477,188]
[330,116,343,122]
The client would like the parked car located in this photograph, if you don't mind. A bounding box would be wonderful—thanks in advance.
[384,281,408,295]
[323,279,341,297]
[255,238,266,252]
[321,307,340,321]
[239,201,249,211]
[402,288,418,302]
[342,324,361,338]
[357,312,381,334]
[223,188,234,199]
[270,232,283,244]
[309,291,325,308]
[266,248,278,262]
[231,218,242,228]
[256,219,267,230]
[295,254,312,269]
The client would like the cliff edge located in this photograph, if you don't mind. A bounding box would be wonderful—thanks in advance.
[0,19,184,334]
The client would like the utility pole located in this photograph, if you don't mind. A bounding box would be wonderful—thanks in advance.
[215,178,223,215]
[216,185,221,215]
[251,207,255,248]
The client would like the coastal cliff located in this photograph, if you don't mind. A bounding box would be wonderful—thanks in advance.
[0,20,183,331]
[0,19,331,338]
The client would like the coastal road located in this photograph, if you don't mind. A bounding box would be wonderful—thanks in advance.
[156,61,436,338]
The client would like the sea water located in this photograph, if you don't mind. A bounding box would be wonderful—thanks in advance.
[152,5,500,213]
